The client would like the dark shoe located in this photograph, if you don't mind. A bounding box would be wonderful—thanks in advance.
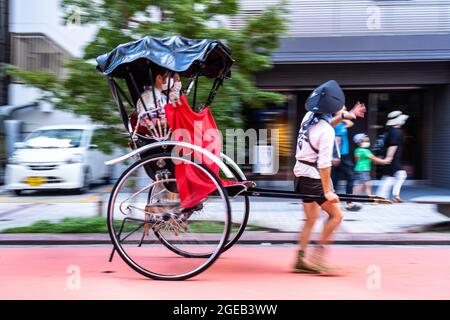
[182,202,204,213]
[346,203,362,211]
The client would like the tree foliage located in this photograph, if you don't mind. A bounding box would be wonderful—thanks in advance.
[7,0,287,151]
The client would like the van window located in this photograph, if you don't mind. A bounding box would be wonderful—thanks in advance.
[26,129,84,148]
[91,128,114,154]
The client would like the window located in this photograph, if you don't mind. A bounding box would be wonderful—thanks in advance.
[26,129,84,148]
[10,33,72,82]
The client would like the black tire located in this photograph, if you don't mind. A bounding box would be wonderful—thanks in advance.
[77,168,91,194]
[107,153,231,281]
[12,190,22,196]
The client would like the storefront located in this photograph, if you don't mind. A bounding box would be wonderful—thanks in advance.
[0,0,9,106]
[248,35,450,187]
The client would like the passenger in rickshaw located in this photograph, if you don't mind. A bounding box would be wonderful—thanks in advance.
[131,68,183,198]
[135,67,182,140]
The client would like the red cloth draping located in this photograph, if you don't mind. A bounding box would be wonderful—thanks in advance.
[164,95,240,208]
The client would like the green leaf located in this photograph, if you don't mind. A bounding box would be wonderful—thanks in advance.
[9,0,287,149]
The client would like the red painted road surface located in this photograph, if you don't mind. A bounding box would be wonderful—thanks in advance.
[0,246,449,299]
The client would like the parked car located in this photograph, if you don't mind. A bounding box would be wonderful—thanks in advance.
[5,125,114,195]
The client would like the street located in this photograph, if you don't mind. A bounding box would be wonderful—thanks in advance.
[0,186,449,300]
[0,245,449,300]
[0,184,449,234]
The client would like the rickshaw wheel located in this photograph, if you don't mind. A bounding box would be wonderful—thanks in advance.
[154,162,249,258]
[221,163,250,252]
[107,153,231,281]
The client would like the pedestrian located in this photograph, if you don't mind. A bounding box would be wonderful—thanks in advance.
[376,111,409,202]
[352,133,390,197]
[293,80,366,274]
[332,110,362,211]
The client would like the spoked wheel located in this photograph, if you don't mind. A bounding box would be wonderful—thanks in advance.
[155,162,250,257]
[107,153,231,280]
[221,163,250,252]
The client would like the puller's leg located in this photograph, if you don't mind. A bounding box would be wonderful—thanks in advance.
[295,202,321,273]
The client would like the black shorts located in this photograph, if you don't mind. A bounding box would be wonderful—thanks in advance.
[294,176,327,205]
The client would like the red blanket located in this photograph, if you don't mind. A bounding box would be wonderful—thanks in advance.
[164,95,240,208]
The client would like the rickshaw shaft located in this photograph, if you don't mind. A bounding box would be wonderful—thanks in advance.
[242,188,386,203]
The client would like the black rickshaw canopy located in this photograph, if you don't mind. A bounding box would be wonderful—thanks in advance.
[96,35,233,80]
[95,35,234,140]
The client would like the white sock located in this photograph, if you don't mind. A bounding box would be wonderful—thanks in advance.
[377,175,395,199]
[392,170,407,196]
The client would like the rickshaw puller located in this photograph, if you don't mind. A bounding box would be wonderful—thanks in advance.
[294,80,366,275]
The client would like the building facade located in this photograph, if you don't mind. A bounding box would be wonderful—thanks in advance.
[1,0,97,161]
[235,0,450,188]
[0,0,9,106]
[2,0,450,188]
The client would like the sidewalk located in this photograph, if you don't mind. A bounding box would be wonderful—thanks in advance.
[243,184,450,234]
[0,185,449,245]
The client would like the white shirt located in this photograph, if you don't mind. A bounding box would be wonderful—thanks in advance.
[293,112,335,179]
[136,88,168,119]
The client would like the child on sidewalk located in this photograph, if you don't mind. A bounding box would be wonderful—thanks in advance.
[352,133,390,196]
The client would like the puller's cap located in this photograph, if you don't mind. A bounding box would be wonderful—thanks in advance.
[305,80,345,114]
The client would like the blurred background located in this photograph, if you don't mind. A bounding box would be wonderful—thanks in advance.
[1,0,450,188]
[0,0,449,235]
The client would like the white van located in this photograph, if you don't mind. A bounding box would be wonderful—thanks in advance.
[5,125,114,195]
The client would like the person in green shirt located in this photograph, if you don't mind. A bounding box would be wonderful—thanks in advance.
[352,133,390,196]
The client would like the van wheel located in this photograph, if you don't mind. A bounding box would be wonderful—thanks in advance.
[12,190,22,196]
[77,168,91,194]
[103,167,113,184]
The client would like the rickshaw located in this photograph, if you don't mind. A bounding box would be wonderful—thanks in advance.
[96,35,389,280]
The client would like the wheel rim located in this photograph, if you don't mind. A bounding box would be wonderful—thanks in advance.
[155,185,249,257]
[221,162,250,252]
[154,160,250,257]
[107,154,231,280]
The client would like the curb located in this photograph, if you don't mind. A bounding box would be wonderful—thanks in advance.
[1,240,449,246]
[1,232,449,246]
